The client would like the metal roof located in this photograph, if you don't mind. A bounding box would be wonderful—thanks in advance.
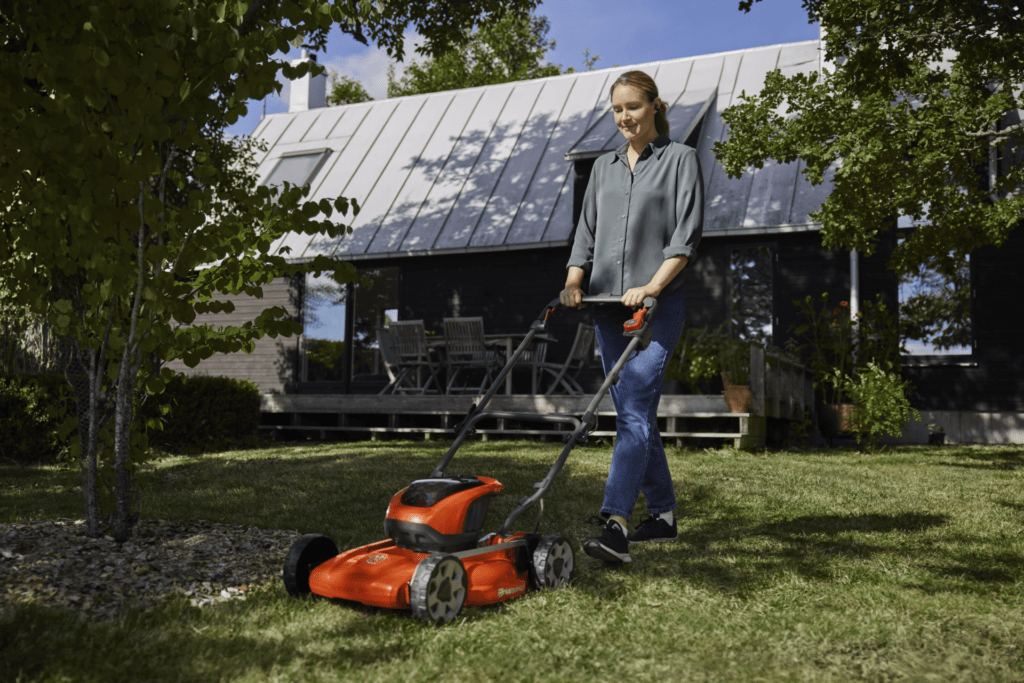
[253,39,831,261]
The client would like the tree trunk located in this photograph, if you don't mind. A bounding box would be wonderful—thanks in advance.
[111,356,137,542]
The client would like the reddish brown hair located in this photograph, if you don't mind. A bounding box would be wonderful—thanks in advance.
[610,70,669,137]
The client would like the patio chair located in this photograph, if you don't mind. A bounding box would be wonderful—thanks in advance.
[387,320,443,394]
[443,317,500,394]
[375,327,416,395]
[513,339,550,395]
[534,323,596,396]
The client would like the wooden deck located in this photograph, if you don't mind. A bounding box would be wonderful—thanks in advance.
[260,345,812,451]
[262,394,765,449]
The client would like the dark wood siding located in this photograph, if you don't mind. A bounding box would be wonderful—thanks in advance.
[906,224,1024,411]
[165,276,302,394]
[361,248,591,366]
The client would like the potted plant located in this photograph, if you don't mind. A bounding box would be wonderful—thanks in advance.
[666,324,731,394]
[719,338,753,413]
[927,423,945,446]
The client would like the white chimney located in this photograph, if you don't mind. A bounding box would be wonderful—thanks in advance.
[289,49,326,113]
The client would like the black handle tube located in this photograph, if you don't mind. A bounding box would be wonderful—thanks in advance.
[494,333,643,535]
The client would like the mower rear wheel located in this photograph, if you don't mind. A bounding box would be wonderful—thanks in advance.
[409,554,467,624]
[531,535,574,589]
[283,534,338,598]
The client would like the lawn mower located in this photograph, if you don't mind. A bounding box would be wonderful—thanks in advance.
[282,294,660,623]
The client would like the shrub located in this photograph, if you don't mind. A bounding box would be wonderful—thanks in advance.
[789,293,904,407]
[0,372,69,464]
[146,375,261,454]
[831,362,921,452]
[666,324,733,393]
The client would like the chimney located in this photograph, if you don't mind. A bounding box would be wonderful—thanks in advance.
[289,49,326,113]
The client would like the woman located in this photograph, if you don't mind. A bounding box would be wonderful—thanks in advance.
[561,70,703,563]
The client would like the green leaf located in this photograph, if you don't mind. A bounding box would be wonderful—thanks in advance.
[179,81,191,101]
[84,92,106,110]
[146,375,166,394]
[94,47,110,67]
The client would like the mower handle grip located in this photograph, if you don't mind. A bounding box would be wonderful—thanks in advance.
[581,294,659,318]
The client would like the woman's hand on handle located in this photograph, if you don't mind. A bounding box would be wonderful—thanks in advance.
[559,283,587,309]
[561,266,588,309]
[621,285,656,309]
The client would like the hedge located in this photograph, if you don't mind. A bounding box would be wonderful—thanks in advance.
[1,372,262,463]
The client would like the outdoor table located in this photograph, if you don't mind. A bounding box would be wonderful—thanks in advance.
[484,333,557,395]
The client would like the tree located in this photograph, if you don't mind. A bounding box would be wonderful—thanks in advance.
[327,71,374,106]
[716,0,1024,286]
[0,0,538,541]
[387,8,563,97]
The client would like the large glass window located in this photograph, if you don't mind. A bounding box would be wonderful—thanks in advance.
[730,246,774,346]
[896,214,973,355]
[898,251,973,356]
[301,267,399,386]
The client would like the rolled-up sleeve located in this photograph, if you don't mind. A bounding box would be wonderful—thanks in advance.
[664,148,703,263]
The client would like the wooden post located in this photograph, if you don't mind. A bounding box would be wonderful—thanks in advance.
[749,345,765,417]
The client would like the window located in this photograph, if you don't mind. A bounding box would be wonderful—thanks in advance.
[729,246,774,346]
[301,267,400,384]
[896,217,973,356]
[898,252,973,356]
[263,150,331,190]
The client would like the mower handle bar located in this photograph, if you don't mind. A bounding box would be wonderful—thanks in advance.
[430,294,660,533]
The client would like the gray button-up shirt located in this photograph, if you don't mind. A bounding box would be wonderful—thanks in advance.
[567,135,703,297]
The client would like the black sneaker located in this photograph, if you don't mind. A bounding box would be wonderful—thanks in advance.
[583,518,631,563]
[627,515,677,544]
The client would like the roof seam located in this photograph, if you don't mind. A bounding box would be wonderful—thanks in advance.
[468,80,547,247]
[347,97,430,255]
[375,92,461,252]
[431,84,516,249]
[503,77,578,246]
[400,89,486,251]
[311,100,401,258]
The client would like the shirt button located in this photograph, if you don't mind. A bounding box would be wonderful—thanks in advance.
[621,215,626,219]
[616,260,622,265]
[619,237,624,242]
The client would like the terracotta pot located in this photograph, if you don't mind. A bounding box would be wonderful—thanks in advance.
[821,403,856,435]
[722,381,753,413]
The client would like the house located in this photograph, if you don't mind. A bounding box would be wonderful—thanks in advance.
[168,40,1023,445]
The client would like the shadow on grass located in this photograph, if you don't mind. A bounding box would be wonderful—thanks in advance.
[928,446,1024,471]
[624,500,1024,598]
[0,597,441,683]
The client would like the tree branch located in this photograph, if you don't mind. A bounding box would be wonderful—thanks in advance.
[965,121,1024,139]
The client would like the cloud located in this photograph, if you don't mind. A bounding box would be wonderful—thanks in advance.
[321,32,425,101]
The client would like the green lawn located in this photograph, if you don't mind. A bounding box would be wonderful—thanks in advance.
[2,440,1023,682]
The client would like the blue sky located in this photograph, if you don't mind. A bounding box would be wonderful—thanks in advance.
[227,0,819,138]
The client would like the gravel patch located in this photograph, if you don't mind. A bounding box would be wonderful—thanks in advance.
[0,518,300,619]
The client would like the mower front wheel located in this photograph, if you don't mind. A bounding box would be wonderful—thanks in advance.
[283,534,338,598]
[409,553,467,624]
[531,535,574,589]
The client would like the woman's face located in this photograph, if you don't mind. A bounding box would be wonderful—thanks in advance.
[612,84,657,145]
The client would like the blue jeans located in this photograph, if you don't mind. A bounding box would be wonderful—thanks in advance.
[593,287,687,521]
